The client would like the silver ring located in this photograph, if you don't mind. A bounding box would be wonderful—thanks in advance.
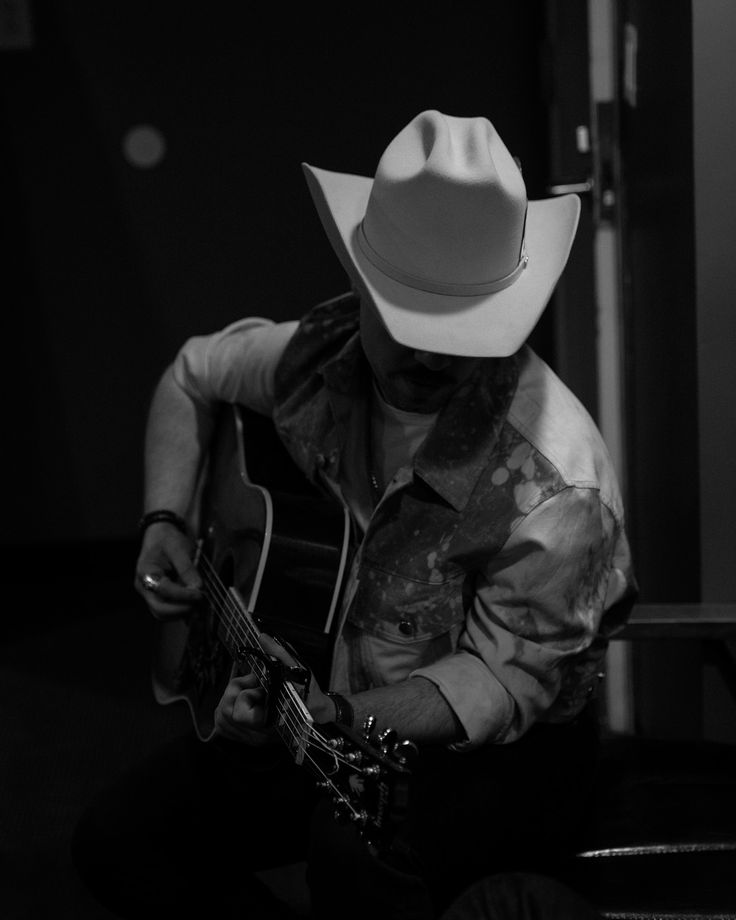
[141,573,162,593]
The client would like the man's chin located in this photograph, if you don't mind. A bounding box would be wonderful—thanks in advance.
[391,386,449,414]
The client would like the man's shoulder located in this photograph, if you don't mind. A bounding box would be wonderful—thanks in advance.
[507,347,623,515]
[277,292,358,365]
[273,291,361,399]
[294,291,360,336]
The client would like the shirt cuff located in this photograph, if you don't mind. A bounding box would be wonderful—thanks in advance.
[410,651,516,749]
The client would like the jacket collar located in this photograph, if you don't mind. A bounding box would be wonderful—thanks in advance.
[413,355,520,511]
[320,329,520,513]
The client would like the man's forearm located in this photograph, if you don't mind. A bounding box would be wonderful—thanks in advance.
[143,364,216,516]
[347,676,464,747]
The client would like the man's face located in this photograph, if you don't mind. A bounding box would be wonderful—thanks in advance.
[359,295,483,414]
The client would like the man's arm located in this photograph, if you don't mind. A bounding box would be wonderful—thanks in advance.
[142,363,215,517]
[410,489,636,748]
[134,364,216,618]
[135,318,297,619]
[218,637,465,748]
[336,677,464,746]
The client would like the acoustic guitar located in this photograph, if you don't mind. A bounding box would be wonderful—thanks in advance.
[152,404,415,849]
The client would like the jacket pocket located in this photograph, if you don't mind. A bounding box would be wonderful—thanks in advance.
[348,561,466,643]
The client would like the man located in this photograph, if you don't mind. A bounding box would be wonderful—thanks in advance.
[74,110,635,919]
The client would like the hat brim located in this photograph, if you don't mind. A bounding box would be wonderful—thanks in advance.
[303,163,581,357]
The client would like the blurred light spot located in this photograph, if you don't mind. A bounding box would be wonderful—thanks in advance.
[122,124,166,169]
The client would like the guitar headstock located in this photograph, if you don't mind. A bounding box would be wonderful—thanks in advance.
[307,716,418,852]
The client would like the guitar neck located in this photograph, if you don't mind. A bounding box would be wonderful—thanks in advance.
[197,550,315,766]
[152,405,413,852]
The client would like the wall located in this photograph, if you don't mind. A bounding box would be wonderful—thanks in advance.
[1,3,551,550]
[692,0,736,743]
[618,0,699,605]
[693,0,736,603]
[615,0,736,743]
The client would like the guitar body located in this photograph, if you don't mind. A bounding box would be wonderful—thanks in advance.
[151,405,414,850]
[152,404,352,740]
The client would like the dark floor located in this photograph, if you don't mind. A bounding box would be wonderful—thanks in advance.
[0,545,190,918]
[4,542,736,919]
[0,541,316,920]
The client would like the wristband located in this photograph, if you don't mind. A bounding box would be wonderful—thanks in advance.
[326,691,354,728]
[138,509,189,536]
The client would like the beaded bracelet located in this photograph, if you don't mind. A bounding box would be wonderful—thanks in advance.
[326,691,354,728]
[138,509,189,536]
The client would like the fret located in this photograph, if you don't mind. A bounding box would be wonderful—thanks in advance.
[201,558,314,764]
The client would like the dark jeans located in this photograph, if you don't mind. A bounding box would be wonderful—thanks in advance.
[71,710,599,920]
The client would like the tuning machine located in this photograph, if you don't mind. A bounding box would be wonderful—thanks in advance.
[377,728,418,764]
[376,728,399,757]
[394,738,419,765]
[332,796,368,828]
[361,715,376,741]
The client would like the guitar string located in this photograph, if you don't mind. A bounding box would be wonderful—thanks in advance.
[196,562,316,745]
[196,568,370,788]
[196,564,370,805]
[196,556,357,764]
[196,556,310,730]
[196,554,386,794]
[191,558,379,824]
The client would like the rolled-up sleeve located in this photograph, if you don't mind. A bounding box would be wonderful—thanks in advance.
[172,317,299,415]
[411,487,633,748]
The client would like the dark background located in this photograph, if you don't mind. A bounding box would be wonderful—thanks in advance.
[0,6,565,915]
[3,3,736,916]
[1,1,556,556]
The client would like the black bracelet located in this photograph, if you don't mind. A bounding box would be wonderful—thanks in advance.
[326,691,354,728]
[138,509,189,536]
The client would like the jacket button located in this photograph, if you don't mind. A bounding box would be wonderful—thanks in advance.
[398,619,414,636]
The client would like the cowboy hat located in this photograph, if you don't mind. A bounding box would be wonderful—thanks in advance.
[302,110,580,357]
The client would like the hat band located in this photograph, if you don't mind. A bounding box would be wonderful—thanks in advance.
[357,222,528,297]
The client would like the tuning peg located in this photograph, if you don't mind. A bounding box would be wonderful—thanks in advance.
[394,739,419,765]
[350,809,369,826]
[361,764,381,778]
[377,728,398,750]
[333,798,352,824]
[362,715,376,741]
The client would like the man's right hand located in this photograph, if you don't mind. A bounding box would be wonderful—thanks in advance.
[134,521,203,619]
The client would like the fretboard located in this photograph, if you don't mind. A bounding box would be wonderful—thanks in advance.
[198,551,314,765]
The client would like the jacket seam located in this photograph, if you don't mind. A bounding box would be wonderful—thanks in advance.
[505,482,603,542]
[507,408,600,492]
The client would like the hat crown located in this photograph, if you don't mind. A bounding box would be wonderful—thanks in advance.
[362,110,527,288]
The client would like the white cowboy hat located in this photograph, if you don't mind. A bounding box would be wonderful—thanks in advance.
[302,109,580,357]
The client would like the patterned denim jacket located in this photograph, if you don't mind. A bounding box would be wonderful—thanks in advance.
[272,294,636,745]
